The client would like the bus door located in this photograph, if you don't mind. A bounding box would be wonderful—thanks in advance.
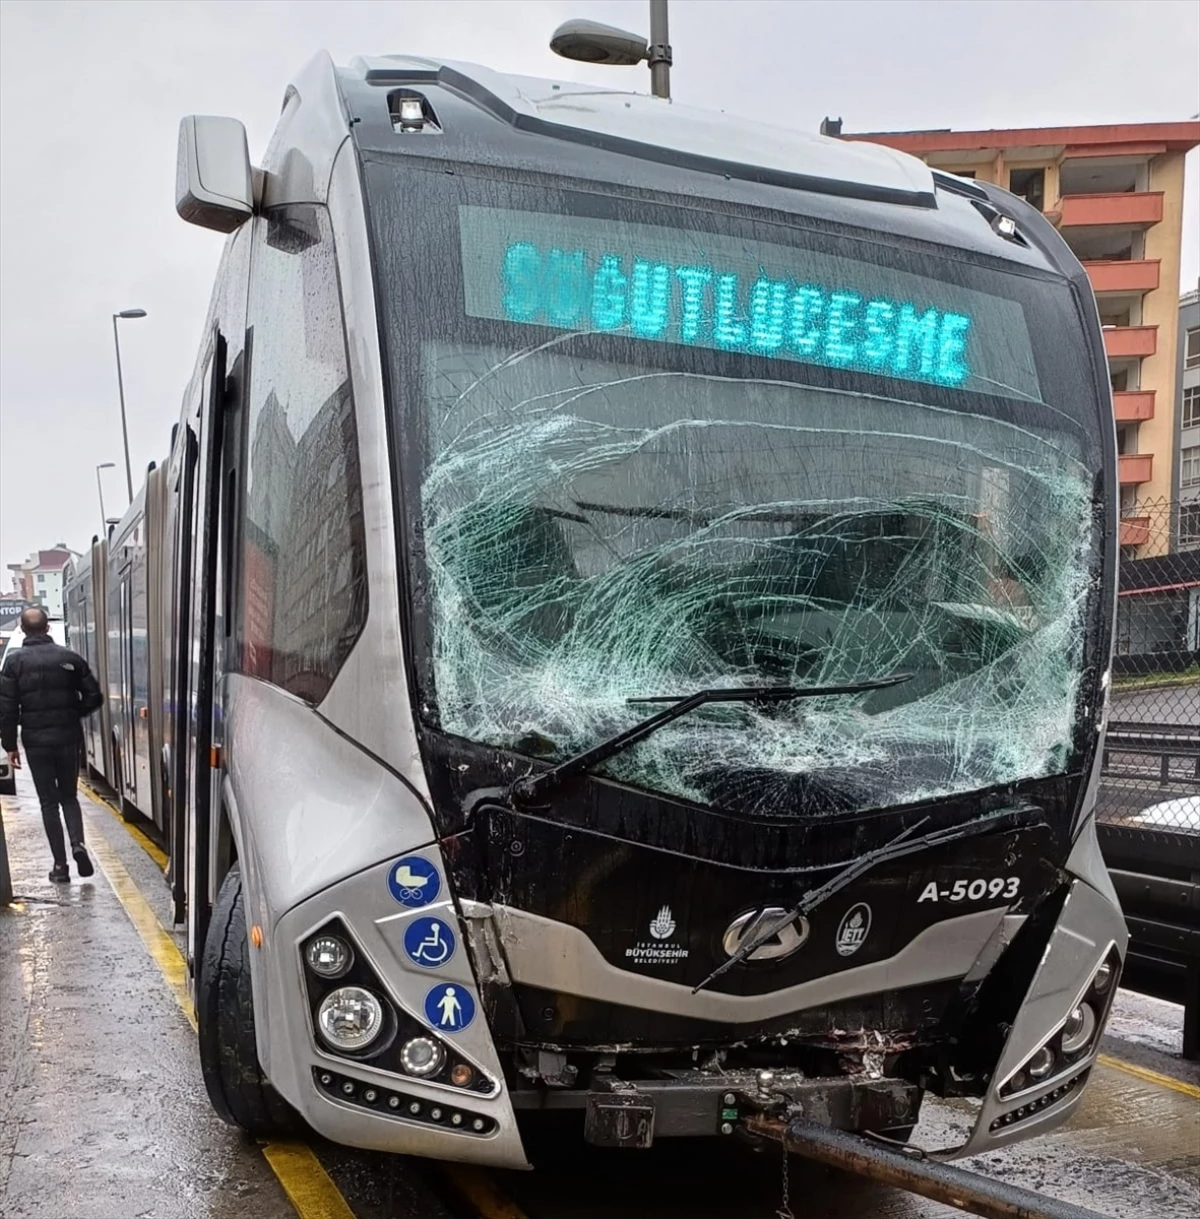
[183,330,227,984]
[118,566,138,803]
[166,426,197,924]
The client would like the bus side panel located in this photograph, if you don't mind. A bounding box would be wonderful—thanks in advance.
[105,540,128,800]
[130,523,153,817]
[93,537,114,785]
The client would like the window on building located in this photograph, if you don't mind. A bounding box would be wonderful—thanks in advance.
[1182,444,1200,488]
[1185,385,1200,430]
[953,170,977,179]
[36,573,44,583]
[1110,369,1129,392]
[1180,503,1200,550]
[1008,167,1046,211]
[1187,327,1200,370]
[239,204,367,704]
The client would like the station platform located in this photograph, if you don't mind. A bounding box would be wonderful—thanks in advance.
[2,772,1197,1219]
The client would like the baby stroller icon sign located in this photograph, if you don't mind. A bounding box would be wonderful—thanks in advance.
[387,856,441,908]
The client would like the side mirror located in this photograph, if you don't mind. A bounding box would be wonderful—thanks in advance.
[175,115,253,233]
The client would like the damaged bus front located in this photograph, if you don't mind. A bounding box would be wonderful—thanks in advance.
[351,64,1122,1159]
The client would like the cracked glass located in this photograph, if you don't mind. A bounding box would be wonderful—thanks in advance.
[370,168,1105,819]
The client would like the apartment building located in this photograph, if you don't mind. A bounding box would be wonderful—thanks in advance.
[7,546,74,618]
[1178,286,1200,550]
[843,122,1200,555]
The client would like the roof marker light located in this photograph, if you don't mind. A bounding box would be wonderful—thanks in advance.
[398,97,425,131]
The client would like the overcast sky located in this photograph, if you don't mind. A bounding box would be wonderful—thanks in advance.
[2,0,1198,576]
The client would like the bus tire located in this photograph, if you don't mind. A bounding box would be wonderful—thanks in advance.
[197,862,297,1136]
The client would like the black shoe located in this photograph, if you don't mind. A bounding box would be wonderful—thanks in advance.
[49,864,70,883]
[73,845,95,878]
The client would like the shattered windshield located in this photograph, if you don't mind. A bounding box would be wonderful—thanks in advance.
[370,168,1104,818]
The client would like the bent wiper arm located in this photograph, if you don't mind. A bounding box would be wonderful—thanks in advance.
[691,805,1042,994]
[508,673,912,806]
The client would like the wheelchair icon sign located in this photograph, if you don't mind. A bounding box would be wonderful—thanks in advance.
[403,916,456,968]
[387,856,441,908]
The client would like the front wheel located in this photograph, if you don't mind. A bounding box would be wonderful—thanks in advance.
[197,862,298,1136]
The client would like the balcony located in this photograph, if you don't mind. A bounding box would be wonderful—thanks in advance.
[1103,325,1158,359]
[1118,453,1154,485]
[1085,259,1161,295]
[1058,192,1164,229]
[1113,390,1155,422]
[1119,515,1151,546]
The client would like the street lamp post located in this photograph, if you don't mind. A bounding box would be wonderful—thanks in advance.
[96,462,116,536]
[647,0,671,100]
[550,0,672,99]
[111,308,146,503]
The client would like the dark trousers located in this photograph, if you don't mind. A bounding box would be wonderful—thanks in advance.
[25,745,85,867]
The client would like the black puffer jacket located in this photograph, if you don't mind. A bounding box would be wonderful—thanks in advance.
[0,634,104,752]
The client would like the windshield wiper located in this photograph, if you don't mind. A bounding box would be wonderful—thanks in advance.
[691,804,1043,994]
[508,673,913,806]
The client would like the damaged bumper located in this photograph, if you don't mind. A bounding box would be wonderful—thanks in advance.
[933,878,1127,1160]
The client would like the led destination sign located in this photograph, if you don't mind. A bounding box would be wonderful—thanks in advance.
[501,244,972,387]
[458,207,1042,401]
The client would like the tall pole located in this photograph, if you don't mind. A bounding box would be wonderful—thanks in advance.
[112,314,134,502]
[96,463,113,535]
[648,0,671,99]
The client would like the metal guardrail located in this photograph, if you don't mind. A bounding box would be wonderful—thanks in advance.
[1098,718,1200,1059]
[1103,724,1200,789]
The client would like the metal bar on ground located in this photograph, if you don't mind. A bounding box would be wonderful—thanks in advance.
[745,1116,1109,1219]
[0,803,12,906]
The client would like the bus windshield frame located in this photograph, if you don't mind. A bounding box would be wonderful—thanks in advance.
[364,160,1111,822]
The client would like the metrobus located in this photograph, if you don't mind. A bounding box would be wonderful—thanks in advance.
[66,50,1125,1167]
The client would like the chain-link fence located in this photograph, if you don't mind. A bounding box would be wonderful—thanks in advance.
[1098,497,1200,835]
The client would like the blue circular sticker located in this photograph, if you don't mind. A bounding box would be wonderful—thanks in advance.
[403,916,456,969]
[387,856,441,908]
[424,982,475,1033]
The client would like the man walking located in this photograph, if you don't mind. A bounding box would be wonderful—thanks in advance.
[0,607,104,883]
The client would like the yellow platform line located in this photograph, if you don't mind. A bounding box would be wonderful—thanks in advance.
[1098,1052,1200,1100]
[441,1165,532,1219]
[85,824,195,1030]
[81,779,169,870]
[82,811,358,1219]
[261,1143,357,1219]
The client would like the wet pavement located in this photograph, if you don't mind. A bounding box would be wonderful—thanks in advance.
[0,778,295,1219]
[2,769,1198,1219]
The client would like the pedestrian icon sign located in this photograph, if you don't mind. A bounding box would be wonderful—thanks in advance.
[403,916,456,969]
[387,856,441,908]
[424,983,476,1033]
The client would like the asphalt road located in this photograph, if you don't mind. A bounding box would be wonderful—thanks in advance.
[1110,680,1199,726]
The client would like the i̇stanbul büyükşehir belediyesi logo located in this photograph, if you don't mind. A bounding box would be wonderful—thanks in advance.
[627,905,688,966]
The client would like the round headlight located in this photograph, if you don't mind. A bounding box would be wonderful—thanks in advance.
[1091,961,1114,995]
[1026,1046,1055,1080]
[400,1035,445,1078]
[305,934,354,979]
[317,986,384,1052]
[1061,1003,1097,1055]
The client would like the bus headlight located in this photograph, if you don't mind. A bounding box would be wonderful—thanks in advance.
[305,934,354,979]
[317,986,384,1052]
[1060,1003,1097,1055]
